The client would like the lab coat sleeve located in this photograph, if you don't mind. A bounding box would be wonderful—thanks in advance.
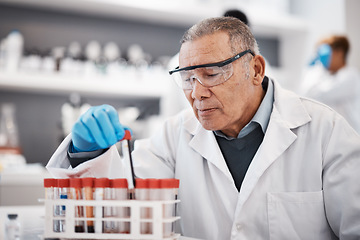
[309,78,358,104]
[46,134,126,179]
[304,66,360,104]
[322,115,360,239]
[46,111,187,179]
[131,113,184,179]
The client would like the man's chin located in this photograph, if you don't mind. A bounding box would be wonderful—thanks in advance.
[198,119,220,131]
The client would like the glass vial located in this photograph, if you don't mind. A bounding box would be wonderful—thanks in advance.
[69,178,85,233]
[43,178,60,232]
[5,214,21,240]
[0,103,21,154]
[111,178,129,233]
[81,177,95,233]
[58,178,69,232]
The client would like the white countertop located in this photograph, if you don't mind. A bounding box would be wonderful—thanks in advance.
[0,205,45,240]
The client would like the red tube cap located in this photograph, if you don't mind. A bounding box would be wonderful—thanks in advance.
[111,178,128,188]
[69,178,82,188]
[81,177,94,188]
[135,178,148,189]
[44,178,57,188]
[57,178,70,188]
[160,178,180,188]
[148,179,160,189]
[94,178,110,188]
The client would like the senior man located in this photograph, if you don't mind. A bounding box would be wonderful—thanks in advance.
[47,17,360,239]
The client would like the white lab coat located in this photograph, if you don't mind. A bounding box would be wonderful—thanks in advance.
[47,79,360,240]
[300,64,360,133]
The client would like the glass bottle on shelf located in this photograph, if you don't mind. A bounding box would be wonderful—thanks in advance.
[0,103,21,155]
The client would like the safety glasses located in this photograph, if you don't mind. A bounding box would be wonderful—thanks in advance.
[169,49,254,90]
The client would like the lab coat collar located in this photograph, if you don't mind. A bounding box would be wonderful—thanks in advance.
[182,109,235,184]
[272,78,311,129]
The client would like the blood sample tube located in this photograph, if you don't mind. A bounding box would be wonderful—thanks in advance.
[148,179,160,201]
[81,177,95,233]
[69,178,85,233]
[94,178,111,233]
[111,178,129,233]
[44,178,56,199]
[160,178,180,238]
[58,178,70,232]
[148,179,160,235]
[135,178,149,234]
[44,178,59,233]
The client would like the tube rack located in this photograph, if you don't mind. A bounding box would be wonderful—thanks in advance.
[42,199,181,239]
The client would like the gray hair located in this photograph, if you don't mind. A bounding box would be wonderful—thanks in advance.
[181,17,260,56]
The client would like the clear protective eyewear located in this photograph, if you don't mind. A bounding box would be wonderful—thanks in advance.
[169,49,254,90]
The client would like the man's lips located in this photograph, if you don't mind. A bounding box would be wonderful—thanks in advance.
[197,108,217,115]
[198,108,216,112]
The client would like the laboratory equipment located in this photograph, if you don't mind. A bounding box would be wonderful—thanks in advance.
[0,103,21,154]
[69,178,85,233]
[5,214,21,240]
[0,103,25,171]
[103,42,120,62]
[81,177,95,233]
[42,177,181,239]
[111,178,130,233]
[5,30,24,73]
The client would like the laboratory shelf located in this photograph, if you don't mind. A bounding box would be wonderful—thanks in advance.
[0,71,167,98]
[0,0,218,27]
[0,0,308,34]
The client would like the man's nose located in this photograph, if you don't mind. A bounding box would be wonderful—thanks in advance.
[191,77,211,100]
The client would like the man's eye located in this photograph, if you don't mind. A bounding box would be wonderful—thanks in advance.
[183,75,193,81]
[207,73,219,77]
[205,73,221,80]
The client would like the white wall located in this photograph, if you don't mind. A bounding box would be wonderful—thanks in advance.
[345,0,360,70]
[290,0,346,60]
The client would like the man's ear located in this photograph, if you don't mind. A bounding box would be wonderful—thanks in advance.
[252,55,266,85]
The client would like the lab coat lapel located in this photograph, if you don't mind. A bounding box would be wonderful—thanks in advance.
[237,106,296,208]
[187,122,234,182]
[237,79,312,209]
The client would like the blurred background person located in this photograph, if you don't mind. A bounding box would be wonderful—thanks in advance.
[300,35,360,133]
[223,9,250,26]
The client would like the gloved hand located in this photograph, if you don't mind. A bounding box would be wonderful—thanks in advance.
[309,44,332,69]
[317,44,332,69]
[71,104,127,152]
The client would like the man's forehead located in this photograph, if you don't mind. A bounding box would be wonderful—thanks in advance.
[180,32,230,50]
[179,33,232,66]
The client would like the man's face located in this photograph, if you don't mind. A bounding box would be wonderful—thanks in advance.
[329,49,345,74]
[179,32,263,137]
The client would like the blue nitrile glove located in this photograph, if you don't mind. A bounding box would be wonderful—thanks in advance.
[309,44,332,69]
[318,44,332,69]
[71,104,127,152]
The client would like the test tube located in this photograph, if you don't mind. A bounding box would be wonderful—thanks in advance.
[44,178,56,199]
[69,178,85,233]
[81,177,95,233]
[94,178,111,233]
[58,178,70,232]
[148,179,160,235]
[44,178,59,233]
[135,178,149,234]
[111,178,130,233]
[160,178,180,238]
